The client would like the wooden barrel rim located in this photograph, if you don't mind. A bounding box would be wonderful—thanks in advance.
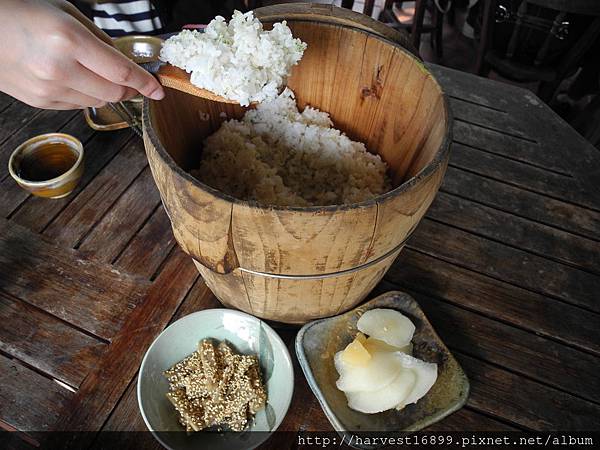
[143,13,452,213]
[253,2,419,57]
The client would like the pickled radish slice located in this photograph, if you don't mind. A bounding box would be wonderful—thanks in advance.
[395,353,438,409]
[335,351,403,393]
[363,337,413,355]
[357,309,415,348]
[340,337,371,366]
[346,369,416,414]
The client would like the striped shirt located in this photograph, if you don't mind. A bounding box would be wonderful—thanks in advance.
[91,1,164,37]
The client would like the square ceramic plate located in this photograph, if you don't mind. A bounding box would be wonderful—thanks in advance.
[295,291,469,448]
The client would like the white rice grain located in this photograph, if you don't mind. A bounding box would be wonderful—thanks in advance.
[193,89,391,207]
[160,11,307,106]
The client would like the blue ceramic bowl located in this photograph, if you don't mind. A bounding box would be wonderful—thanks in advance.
[138,309,294,450]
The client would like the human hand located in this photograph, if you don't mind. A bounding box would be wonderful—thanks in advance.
[0,0,165,110]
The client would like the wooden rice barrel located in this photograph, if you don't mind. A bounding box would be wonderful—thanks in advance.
[143,3,451,323]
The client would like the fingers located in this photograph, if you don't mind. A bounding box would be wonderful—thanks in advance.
[41,101,90,111]
[57,87,108,108]
[74,29,165,100]
[66,62,139,103]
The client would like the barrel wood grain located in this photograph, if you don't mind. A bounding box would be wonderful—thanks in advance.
[143,6,450,322]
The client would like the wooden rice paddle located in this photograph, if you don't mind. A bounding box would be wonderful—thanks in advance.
[156,64,247,105]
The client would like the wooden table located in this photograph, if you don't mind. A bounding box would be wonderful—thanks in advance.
[1,64,599,448]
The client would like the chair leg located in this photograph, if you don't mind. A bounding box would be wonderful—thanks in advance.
[447,0,456,26]
[539,80,561,104]
[435,6,444,58]
[475,0,494,75]
[411,0,427,54]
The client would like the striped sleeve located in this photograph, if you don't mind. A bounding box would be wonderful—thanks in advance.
[91,1,164,37]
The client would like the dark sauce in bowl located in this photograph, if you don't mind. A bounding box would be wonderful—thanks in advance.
[18,142,78,182]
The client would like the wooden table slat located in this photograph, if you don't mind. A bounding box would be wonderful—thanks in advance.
[43,138,146,248]
[428,64,528,113]
[0,291,106,388]
[429,191,600,273]
[452,121,570,177]
[99,280,221,436]
[0,353,72,432]
[450,97,532,141]
[53,248,198,436]
[442,163,600,241]
[1,63,599,440]
[430,64,600,204]
[0,92,16,114]
[410,219,600,313]
[114,206,176,279]
[0,104,44,151]
[449,142,599,213]
[387,249,600,355]
[0,218,149,340]
[79,166,161,264]
[458,353,600,430]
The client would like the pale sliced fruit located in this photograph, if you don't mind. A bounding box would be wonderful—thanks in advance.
[395,353,438,409]
[346,369,416,414]
[335,350,403,393]
[340,336,371,367]
[363,337,413,355]
[357,309,415,348]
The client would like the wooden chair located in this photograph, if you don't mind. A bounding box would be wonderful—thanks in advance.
[475,0,600,102]
[341,0,377,17]
[378,0,451,57]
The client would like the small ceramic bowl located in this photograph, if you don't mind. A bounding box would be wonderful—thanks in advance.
[296,291,469,449]
[8,133,84,199]
[138,309,294,450]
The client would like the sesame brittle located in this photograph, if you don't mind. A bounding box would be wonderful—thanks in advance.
[164,339,267,432]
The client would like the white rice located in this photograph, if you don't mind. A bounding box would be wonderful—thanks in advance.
[193,89,391,207]
[160,11,307,106]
